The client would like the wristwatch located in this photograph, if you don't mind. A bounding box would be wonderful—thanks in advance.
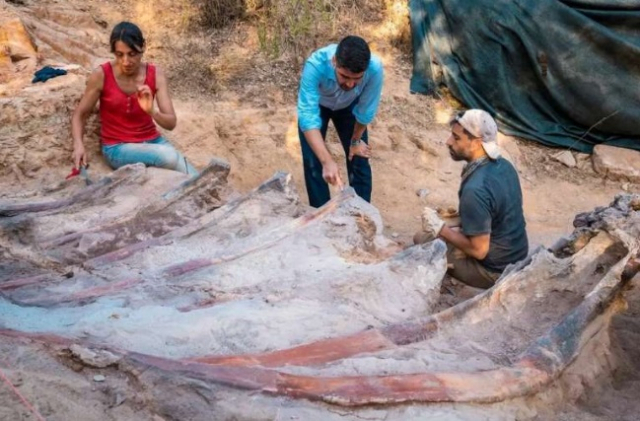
[350,138,362,147]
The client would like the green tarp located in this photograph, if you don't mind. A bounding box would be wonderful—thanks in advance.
[410,0,640,152]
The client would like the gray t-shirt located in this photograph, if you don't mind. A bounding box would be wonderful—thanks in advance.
[458,158,528,272]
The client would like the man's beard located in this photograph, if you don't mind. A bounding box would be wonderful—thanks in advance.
[448,147,466,161]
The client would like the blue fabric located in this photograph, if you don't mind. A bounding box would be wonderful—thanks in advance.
[298,101,372,208]
[101,136,198,175]
[297,44,384,132]
[32,66,67,83]
[458,158,528,272]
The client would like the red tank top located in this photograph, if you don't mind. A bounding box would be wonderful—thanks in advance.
[99,62,160,145]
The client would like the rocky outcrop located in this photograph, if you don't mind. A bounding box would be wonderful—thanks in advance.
[592,144,640,183]
[0,16,38,85]
[0,1,109,181]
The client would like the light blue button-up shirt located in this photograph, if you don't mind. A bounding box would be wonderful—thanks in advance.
[297,44,384,132]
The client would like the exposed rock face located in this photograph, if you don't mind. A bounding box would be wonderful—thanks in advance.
[0,17,38,84]
[592,144,640,183]
[497,132,523,169]
[0,1,109,180]
[0,72,99,178]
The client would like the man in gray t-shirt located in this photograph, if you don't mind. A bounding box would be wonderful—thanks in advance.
[420,109,528,288]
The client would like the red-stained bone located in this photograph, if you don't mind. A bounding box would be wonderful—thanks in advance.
[0,274,51,291]
[1,256,634,406]
[40,159,230,251]
[0,164,144,218]
[64,277,143,302]
[189,329,396,367]
[0,178,112,217]
[14,278,143,307]
[1,182,637,412]
[84,171,294,268]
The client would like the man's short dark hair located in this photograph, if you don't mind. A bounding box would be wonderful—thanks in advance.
[335,36,371,74]
[110,22,145,53]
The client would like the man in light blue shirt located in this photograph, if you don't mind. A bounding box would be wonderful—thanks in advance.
[297,35,384,207]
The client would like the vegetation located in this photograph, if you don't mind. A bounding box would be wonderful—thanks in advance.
[196,0,390,60]
[143,0,408,96]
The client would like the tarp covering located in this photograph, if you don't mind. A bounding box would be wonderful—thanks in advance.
[409,0,640,152]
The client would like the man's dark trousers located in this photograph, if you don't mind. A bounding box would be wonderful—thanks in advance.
[298,101,372,208]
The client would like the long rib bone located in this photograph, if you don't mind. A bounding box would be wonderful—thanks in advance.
[0,251,635,407]
[83,171,299,269]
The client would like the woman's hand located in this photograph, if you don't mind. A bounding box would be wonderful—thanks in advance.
[72,141,86,168]
[137,84,154,115]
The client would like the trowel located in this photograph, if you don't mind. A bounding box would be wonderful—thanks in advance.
[65,164,93,186]
[79,165,93,185]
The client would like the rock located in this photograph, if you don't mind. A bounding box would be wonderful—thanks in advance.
[622,183,630,192]
[497,133,523,169]
[592,145,640,183]
[0,17,37,83]
[70,344,121,368]
[415,188,430,199]
[552,150,577,168]
[112,392,126,407]
[93,374,106,382]
[0,2,111,178]
[575,152,591,170]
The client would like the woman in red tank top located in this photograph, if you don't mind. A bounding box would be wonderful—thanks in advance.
[71,22,197,175]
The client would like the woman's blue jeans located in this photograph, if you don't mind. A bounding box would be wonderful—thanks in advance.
[102,136,198,175]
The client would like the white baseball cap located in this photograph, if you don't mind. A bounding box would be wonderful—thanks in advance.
[453,109,501,159]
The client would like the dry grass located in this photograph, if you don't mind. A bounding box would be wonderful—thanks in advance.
[125,0,411,98]
[163,36,220,97]
[208,45,254,89]
[186,0,393,66]
[196,0,246,28]
[379,0,411,51]
[255,0,386,64]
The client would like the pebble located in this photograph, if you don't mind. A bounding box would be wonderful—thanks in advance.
[415,188,430,199]
[552,150,577,168]
[93,375,106,382]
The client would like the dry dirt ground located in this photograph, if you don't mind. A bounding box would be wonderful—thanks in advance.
[1,0,640,419]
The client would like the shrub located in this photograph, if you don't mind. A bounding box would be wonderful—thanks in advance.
[197,0,246,29]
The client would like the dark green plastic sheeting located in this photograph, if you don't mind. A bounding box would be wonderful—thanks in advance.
[410,0,640,152]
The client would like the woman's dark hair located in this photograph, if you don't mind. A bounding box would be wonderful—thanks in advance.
[335,36,371,74]
[110,22,145,53]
